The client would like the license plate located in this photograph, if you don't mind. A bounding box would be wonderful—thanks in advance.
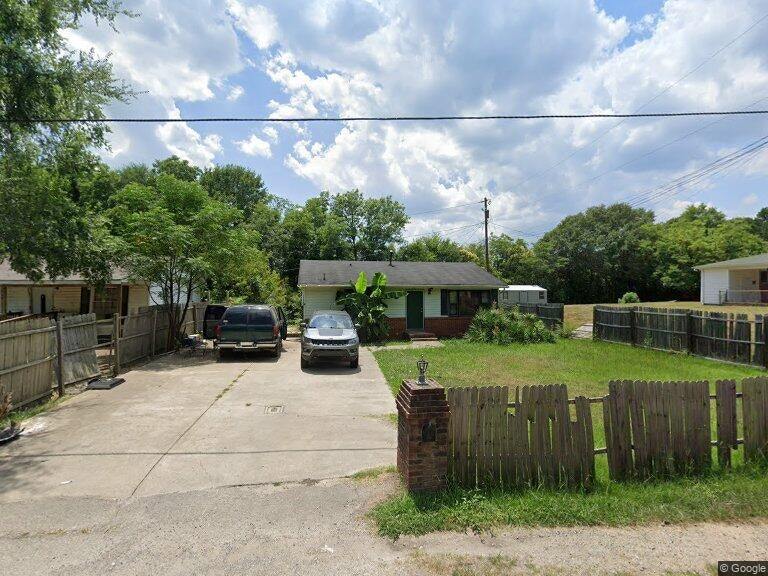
[239,341,253,347]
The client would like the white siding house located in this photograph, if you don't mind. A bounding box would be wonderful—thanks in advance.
[694,253,768,305]
[0,261,150,318]
[298,260,506,338]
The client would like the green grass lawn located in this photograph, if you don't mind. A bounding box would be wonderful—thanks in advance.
[371,338,767,537]
[373,338,763,399]
[372,464,768,538]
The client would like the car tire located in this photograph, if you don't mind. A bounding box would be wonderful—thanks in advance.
[350,358,359,369]
[219,349,230,360]
[273,345,282,358]
[301,356,309,369]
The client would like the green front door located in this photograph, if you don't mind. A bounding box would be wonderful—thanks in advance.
[406,291,424,330]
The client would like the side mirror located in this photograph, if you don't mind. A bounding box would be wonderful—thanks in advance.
[300,321,307,329]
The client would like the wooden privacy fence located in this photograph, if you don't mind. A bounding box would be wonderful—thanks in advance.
[593,306,767,368]
[0,305,202,409]
[59,314,101,388]
[446,385,595,489]
[0,317,56,409]
[446,377,768,489]
[517,303,564,329]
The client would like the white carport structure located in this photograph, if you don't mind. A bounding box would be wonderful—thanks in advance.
[694,253,768,305]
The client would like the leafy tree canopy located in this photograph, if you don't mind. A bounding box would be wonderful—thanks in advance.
[200,164,269,219]
[108,173,245,339]
[0,0,132,281]
[397,234,478,263]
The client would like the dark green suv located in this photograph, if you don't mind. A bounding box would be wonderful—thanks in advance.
[214,305,286,358]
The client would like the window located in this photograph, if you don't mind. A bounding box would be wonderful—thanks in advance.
[539,291,545,300]
[223,307,248,324]
[441,290,497,317]
[248,308,274,325]
[309,313,353,329]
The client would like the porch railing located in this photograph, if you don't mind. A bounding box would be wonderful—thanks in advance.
[719,290,768,304]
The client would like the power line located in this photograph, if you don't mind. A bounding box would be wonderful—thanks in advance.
[624,134,768,208]
[4,110,768,125]
[567,95,768,193]
[407,200,483,217]
[401,222,481,240]
[502,9,768,193]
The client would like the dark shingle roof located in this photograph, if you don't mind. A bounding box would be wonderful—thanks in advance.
[298,260,505,288]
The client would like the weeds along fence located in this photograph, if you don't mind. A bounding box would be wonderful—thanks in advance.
[593,306,768,368]
[0,305,201,410]
[445,377,768,489]
[516,303,564,329]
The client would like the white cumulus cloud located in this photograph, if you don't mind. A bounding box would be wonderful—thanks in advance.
[235,134,273,157]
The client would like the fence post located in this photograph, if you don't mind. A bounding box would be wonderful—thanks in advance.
[592,306,597,339]
[55,319,65,396]
[685,311,693,354]
[151,309,157,357]
[192,305,198,334]
[628,307,636,346]
[764,319,768,370]
[113,312,121,376]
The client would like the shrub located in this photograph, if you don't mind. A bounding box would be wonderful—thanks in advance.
[336,271,405,343]
[619,291,640,304]
[466,308,556,345]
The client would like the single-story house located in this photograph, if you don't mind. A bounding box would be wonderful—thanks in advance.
[0,261,150,319]
[298,259,506,337]
[694,253,768,305]
[499,284,547,306]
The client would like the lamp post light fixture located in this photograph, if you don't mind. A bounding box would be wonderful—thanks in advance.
[417,355,429,385]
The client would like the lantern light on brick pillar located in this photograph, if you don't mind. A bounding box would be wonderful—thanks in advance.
[395,357,449,492]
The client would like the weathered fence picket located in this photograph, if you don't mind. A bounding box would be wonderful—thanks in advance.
[446,384,595,489]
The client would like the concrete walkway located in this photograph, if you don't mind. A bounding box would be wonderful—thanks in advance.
[0,340,396,502]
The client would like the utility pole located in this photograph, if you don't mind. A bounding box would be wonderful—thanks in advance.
[483,197,490,270]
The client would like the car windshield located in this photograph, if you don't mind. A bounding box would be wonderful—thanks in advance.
[309,314,353,329]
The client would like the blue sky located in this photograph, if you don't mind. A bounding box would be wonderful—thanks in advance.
[68,0,768,243]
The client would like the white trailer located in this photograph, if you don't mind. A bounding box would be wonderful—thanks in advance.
[498,285,547,306]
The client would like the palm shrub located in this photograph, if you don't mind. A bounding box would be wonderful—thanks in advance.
[336,271,405,343]
[466,307,556,345]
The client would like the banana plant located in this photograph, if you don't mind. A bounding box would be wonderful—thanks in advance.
[336,271,405,342]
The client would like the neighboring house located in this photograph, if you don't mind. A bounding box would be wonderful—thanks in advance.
[694,253,768,304]
[298,259,506,337]
[498,284,547,306]
[0,261,150,319]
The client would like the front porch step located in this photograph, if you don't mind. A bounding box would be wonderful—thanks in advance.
[405,330,438,341]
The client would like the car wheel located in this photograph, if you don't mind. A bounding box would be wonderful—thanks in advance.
[350,358,359,369]
[219,349,230,360]
[301,356,309,369]
[273,345,282,358]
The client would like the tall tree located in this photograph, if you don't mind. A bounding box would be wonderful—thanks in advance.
[329,189,408,260]
[0,0,131,280]
[152,156,201,182]
[533,204,658,303]
[108,174,245,342]
[200,165,268,219]
[486,234,545,286]
[398,235,478,262]
[653,204,767,297]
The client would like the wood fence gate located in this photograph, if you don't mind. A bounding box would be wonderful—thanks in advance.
[59,314,100,387]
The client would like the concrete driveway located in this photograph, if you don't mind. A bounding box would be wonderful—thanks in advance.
[0,339,396,502]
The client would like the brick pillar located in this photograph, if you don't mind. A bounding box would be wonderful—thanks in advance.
[395,378,449,492]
